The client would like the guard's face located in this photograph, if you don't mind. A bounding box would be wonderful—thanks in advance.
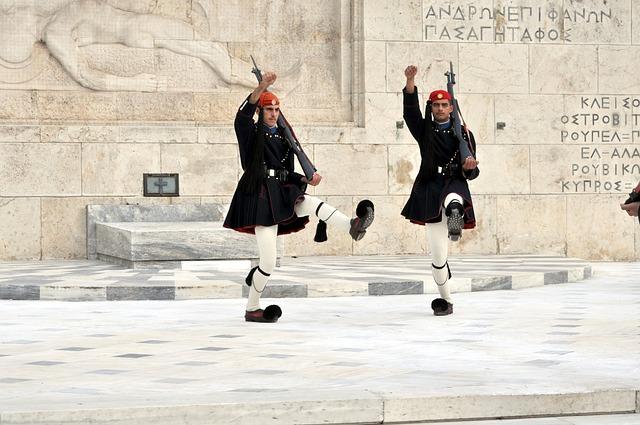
[262,105,280,127]
[431,100,452,123]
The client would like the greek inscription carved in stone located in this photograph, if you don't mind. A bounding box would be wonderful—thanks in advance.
[559,96,640,193]
[424,4,613,43]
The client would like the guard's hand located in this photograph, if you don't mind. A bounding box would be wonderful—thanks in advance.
[260,72,277,88]
[462,156,479,171]
[621,202,640,217]
[404,65,417,80]
[302,173,322,186]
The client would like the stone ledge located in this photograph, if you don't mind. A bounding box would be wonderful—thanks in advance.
[383,390,639,423]
[0,390,636,425]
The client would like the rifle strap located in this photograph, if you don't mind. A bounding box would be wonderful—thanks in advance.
[281,113,301,149]
[456,100,475,155]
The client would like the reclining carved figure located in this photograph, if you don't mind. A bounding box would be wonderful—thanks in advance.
[0,0,259,91]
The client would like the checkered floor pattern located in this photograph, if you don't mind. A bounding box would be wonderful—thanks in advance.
[0,255,591,300]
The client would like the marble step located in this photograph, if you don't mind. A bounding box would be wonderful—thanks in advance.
[0,256,592,301]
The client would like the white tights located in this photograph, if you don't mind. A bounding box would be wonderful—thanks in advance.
[246,195,351,311]
[426,193,463,304]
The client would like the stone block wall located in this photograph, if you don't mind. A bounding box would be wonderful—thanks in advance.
[0,0,638,261]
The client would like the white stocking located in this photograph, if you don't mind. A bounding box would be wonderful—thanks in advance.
[246,225,278,312]
[426,218,452,303]
[294,195,351,233]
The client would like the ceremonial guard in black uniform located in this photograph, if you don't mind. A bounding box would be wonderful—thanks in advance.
[401,65,480,316]
[224,71,374,323]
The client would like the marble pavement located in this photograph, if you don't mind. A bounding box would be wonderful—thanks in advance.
[0,261,638,424]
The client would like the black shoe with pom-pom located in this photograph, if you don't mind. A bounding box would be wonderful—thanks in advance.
[245,305,282,323]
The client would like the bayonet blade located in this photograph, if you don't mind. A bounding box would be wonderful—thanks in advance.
[250,55,262,81]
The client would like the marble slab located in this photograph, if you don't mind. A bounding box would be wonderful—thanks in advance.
[96,222,259,265]
[368,280,423,296]
[87,204,225,259]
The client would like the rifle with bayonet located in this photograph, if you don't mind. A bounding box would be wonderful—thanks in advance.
[250,55,317,181]
[445,62,474,162]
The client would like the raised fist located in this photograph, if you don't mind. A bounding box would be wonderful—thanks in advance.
[260,71,277,87]
[404,65,418,79]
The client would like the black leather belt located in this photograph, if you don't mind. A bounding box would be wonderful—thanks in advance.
[437,163,459,177]
[265,168,289,181]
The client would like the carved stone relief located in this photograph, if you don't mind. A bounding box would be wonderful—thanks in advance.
[0,0,352,123]
[0,0,257,90]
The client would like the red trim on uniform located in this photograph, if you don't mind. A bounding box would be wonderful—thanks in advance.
[265,186,306,230]
[223,189,309,236]
[227,219,310,236]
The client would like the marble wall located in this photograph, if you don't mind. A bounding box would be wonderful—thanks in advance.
[0,0,638,261]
